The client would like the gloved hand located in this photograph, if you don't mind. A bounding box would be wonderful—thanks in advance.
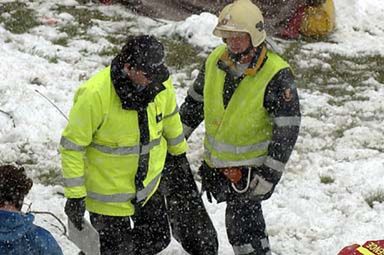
[247,165,282,201]
[199,162,229,203]
[249,174,275,198]
[65,197,86,231]
[158,154,176,196]
[159,153,192,196]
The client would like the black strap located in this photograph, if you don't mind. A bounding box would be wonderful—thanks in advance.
[135,109,150,191]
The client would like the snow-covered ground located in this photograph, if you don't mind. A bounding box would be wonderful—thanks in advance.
[0,0,383,254]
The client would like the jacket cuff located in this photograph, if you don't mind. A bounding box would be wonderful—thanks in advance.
[256,164,282,185]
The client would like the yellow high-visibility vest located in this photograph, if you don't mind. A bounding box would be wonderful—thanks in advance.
[203,45,290,168]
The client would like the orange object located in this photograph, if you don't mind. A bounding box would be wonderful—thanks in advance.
[338,241,384,255]
[222,167,242,184]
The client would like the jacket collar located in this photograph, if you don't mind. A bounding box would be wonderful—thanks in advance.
[218,45,268,77]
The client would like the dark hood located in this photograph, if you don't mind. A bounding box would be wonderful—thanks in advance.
[110,55,165,111]
[0,210,34,242]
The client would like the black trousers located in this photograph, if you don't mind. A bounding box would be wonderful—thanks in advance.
[90,192,170,255]
[199,162,271,255]
[131,192,170,255]
[89,213,133,255]
[90,164,218,255]
[226,199,271,255]
[136,162,218,255]
[166,191,218,255]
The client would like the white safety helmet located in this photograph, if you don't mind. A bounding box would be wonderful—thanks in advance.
[213,0,266,47]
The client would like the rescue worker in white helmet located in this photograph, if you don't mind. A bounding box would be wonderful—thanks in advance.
[60,35,217,254]
[179,0,301,254]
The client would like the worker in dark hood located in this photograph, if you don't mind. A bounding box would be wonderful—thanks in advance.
[61,35,217,254]
[0,164,63,254]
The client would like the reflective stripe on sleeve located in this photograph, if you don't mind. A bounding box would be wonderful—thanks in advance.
[264,156,286,172]
[63,176,84,187]
[163,106,179,120]
[60,137,86,151]
[167,133,185,146]
[273,116,301,127]
[187,86,204,102]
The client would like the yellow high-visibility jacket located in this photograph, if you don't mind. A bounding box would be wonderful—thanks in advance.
[60,66,187,216]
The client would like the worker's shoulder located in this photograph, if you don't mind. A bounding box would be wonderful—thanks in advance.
[77,67,112,96]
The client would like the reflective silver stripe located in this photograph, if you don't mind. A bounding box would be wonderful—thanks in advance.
[207,135,270,154]
[205,150,266,168]
[91,142,139,155]
[274,116,301,127]
[60,137,86,152]
[187,87,204,102]
[87,191,135,203]
[63,176,84,187]
[136,174,161,202]
[264,156,285,172]
[90,138,161,155]
[140,138,161,154]
[261,237,270,249]
[233,243,255,255]
[163,106,179,120]
[183,124,194,138]
[167,133,185,146]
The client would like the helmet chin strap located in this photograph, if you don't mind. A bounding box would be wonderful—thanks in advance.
[228,44,254,63]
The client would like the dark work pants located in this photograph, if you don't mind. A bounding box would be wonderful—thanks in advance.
[226,199,271,255]
[166,192,218,255]
[90,162,218,255]
[90,213,133,255]
[164,157,218,255]
[199,162,272,255]
[90,192,170,255]
[131,192,170,255]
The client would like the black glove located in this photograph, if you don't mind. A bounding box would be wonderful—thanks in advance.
[159,153,192,196]
[198,162,229,203]
[246,165,282,201]
[65,197,86,231]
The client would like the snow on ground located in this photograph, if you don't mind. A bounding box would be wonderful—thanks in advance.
[0,0,384,254]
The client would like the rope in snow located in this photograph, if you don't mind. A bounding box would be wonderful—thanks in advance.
[34,89,69,121]
[0,109,16,128]
[30,210,68,237]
